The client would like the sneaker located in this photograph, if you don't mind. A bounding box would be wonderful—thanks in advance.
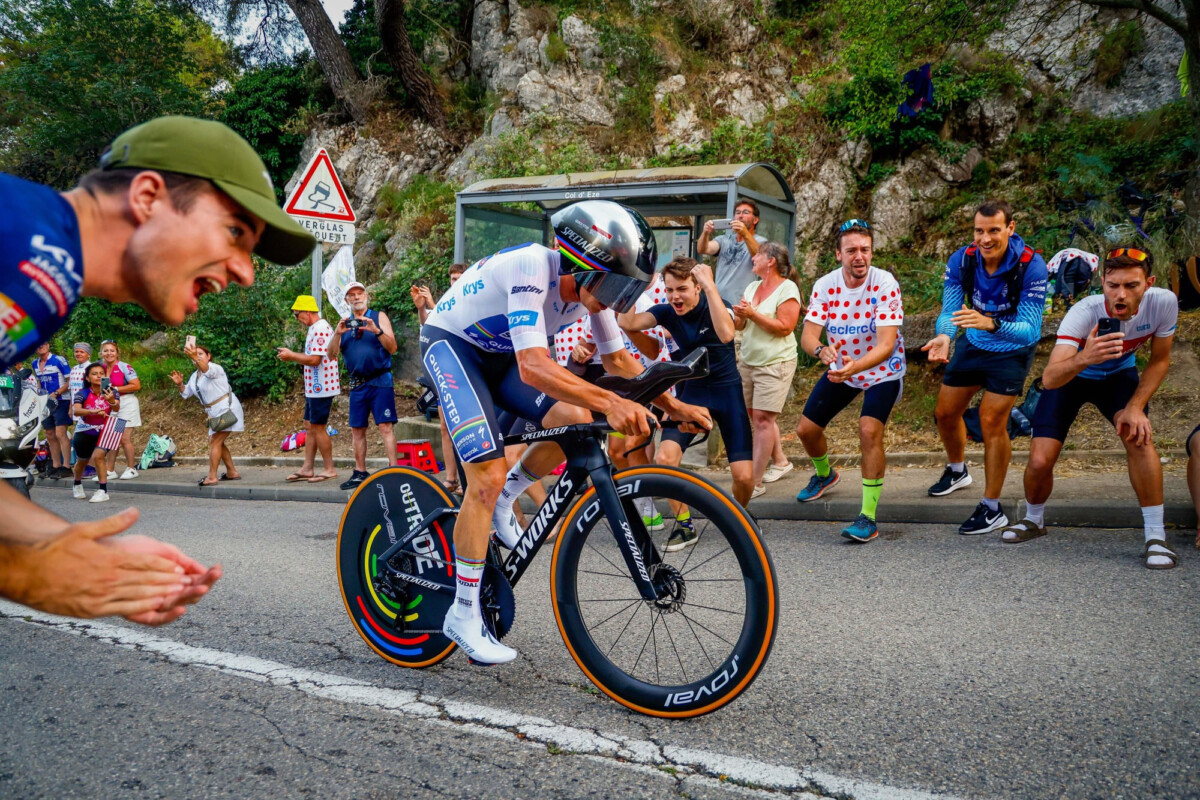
[642,512,665,531]
[82,466,96,478]
[841,513,879,542]
[796,470,840,502]
[339,470,369,491]
[665,520,698,552]
[443,612,517,665]
[751,484,766,499]
[492,507,522,549]
[928,466,972,497]
[72,484,86,499]
[89,489,110,503]
[118,468,138,480]
[762,462,794,484]
[56,466,74,479]
[958,501,1008,535]
[89,474,100,482]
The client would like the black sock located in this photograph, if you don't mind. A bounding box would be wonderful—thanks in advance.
[99,482,107,491]
[73,480,81,486]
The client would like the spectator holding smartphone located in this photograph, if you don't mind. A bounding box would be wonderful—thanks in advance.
[277,295,340,483]
[1003,247,1179,569]
[696,199,768,307]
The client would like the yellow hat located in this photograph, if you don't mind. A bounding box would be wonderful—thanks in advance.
[291,295,319,313]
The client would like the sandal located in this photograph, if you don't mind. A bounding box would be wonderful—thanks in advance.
[198,478,219,487]
[1001,518,1047,543]
[285,472,311,483]
[220,472,242,481]
[1143,539,1178,570]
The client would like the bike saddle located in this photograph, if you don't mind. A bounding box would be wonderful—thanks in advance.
[594,348,710,406]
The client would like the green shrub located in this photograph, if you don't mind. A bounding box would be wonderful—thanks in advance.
[545,31,569,64]
[1095,20,1145,88]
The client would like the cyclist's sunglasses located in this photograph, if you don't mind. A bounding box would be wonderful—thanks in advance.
[1106,248,1150,262]
[839,219,871,232]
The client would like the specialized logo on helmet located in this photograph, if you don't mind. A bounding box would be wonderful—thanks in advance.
[557,225,615,272]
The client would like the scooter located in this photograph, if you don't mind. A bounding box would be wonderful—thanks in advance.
[0,369,54,499]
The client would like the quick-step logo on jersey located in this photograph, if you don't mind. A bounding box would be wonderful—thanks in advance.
[423,340,496,462]
[0,293,38,364]
[464,314,515,352]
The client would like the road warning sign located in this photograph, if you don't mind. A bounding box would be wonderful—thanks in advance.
[284,149,356,245]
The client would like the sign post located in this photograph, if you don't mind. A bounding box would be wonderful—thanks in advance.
[284,148,356,308]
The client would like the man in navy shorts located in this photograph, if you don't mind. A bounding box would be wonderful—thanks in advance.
[921,199,1048,534]
[1001,247,1179,569]
[328,281,398,491]
[32,341,73,478]
[619,256,754,550]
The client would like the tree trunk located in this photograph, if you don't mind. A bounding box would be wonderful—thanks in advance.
[375,0,448,132]
[1185,28,1200,249]
[285,0,371,122]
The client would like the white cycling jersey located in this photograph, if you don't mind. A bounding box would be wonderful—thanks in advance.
[1055,287,1177,380]
[424,242,624,356]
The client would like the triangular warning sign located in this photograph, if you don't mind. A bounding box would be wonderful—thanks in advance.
[284,148,356,222]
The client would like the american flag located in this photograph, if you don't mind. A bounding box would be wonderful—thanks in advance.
[98,416,126,451]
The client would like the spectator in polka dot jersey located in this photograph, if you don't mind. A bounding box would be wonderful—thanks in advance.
[277,295,340,483]
[794,219,906,543]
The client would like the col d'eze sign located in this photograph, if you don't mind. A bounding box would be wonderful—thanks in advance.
[284,149,356,245]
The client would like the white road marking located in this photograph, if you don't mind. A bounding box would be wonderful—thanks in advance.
[0,600,956,800]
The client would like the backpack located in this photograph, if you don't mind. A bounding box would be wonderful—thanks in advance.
[961,379,1042,442]
[1046,249,1099,303]
[1170,256,1200,312]
[139,434,177,470]
[281,430,307,452]
[960,244,1036,317]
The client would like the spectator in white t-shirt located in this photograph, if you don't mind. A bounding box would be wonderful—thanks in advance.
[277,295,341,483]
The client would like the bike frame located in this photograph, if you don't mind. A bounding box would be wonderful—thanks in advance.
[374,422,663,606]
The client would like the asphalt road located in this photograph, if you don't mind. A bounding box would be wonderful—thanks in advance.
[2,494,1198,799]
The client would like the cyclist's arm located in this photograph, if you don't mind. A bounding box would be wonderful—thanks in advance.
[1128,333,1173,410]
[599,347,644,379]
[515,347,642,421]
[1041,342,1093,390]
[0,481,70,544]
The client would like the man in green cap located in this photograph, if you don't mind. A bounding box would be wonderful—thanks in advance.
[0,115,317,626]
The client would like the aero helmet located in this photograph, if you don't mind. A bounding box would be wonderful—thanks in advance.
[551,200,656,313]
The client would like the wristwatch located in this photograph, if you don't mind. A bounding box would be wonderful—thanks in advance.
[814,345,824,358]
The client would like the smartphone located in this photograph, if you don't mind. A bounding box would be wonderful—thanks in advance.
[711,218,733,230]
[1097,317,1121,336]
[185,334,196,350]
[100,377,111,392]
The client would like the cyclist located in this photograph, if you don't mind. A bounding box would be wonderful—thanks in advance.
[796,219,905,542]
[1002,247,1179,569]
[921,199,1048,535]
[0,116,315,625]
[420,200,712,664]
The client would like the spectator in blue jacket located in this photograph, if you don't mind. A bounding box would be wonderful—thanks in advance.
[921,199,1048,535]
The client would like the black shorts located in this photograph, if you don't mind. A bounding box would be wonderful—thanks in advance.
[421,326,557,464]
[801,373,902,429]
[47,400,72,428]
[304,395,334,425]
[1030,368,1143,442]
[73,431,101,461]
[943,339,1036,397]
[662,381,753,463]
[1188,423,1200,457]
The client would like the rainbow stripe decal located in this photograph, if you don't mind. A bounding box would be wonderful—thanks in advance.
[556,237,611,273]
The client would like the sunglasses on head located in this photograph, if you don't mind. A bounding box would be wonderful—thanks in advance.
[1106,248,1150,262]
[839,219,871,232]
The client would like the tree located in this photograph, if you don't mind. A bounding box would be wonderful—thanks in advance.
[376,0,446,130]
[0,0,235,187]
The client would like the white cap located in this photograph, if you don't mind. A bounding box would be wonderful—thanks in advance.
[343,281,366,298]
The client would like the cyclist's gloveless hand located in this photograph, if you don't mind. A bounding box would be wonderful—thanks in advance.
[605,396,655,438]
[669,402,712,435]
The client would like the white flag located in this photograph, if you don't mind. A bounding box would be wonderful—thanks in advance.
[322,246,355,320]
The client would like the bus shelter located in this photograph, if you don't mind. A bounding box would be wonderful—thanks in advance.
[454,163,795,267]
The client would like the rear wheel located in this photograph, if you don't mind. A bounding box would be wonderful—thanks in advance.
[551,466,777,718]
[336,468,459,668]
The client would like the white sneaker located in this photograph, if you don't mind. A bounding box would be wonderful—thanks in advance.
[751,484,767,499]
[443,612,517,664]
[89,489,110,503]
[492,506,523,549]
[118,468,138,480]
[762,462,794,484]
[72,484,86,499]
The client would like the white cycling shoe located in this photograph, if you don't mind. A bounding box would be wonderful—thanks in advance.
[443,612,517,665]
[492,506,522,549]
